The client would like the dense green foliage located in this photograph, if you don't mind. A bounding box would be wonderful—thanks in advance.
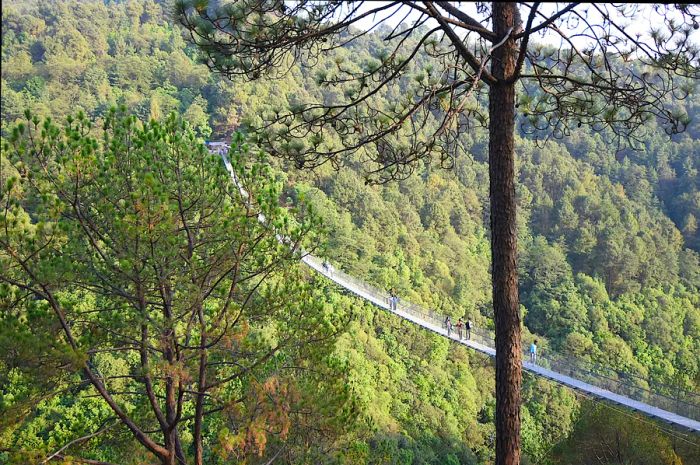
[0,107,355,464]
[550,399,700,465]
[1,1,699,464]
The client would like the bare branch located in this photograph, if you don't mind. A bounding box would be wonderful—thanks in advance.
[423,1,498,84]
[514,2,580,40]
[434,1,497,41]
[510,1,540,82]
[41,419,118,464]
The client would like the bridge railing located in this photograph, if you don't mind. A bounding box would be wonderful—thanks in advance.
[536,350,700,421]
[304,255,700,422]
[215,147,699,426]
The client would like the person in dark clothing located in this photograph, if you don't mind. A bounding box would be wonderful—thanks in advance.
[457,318,464,340]
[466,318,472,340]
[388,289,398,311]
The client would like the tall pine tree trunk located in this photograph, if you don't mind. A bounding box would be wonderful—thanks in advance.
[489,3,521,465]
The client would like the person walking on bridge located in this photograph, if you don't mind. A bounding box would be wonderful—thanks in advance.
[457,318,464,340]
[530,340,538,364]
[444,315,452,337]
[388,289,398,311]
[466,318,472,341]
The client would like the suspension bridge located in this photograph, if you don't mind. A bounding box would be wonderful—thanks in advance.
[210,141,700,434]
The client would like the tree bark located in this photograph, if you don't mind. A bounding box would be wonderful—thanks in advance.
[489,3,522,465]
[194,304,208,465]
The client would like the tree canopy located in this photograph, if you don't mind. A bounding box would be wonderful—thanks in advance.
[0,108,350,464]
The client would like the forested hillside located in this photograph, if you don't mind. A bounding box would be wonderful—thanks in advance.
[1,1,698,464]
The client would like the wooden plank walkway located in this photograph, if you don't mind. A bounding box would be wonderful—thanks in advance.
[302,255,700,433]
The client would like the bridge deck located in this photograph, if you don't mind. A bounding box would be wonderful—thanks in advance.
[302,255,700,433]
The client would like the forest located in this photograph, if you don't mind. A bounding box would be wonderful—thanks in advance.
[1,1,699,464]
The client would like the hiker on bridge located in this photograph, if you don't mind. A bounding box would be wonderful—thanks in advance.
[530,340,538,364]
[466,318,472,341]
[457,318,464,340]
[388,290,398,311]
[444,315,452,337]
[322,260,334,277]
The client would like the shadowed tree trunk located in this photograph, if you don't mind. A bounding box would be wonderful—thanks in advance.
[489,4,521,465]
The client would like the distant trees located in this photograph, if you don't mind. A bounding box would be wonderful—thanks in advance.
[550,401,688,465]
[0,109,345,464]
[1,0,699,462]
[176,2,700,463]
[0,0,215,137]
[183,95,212,137]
